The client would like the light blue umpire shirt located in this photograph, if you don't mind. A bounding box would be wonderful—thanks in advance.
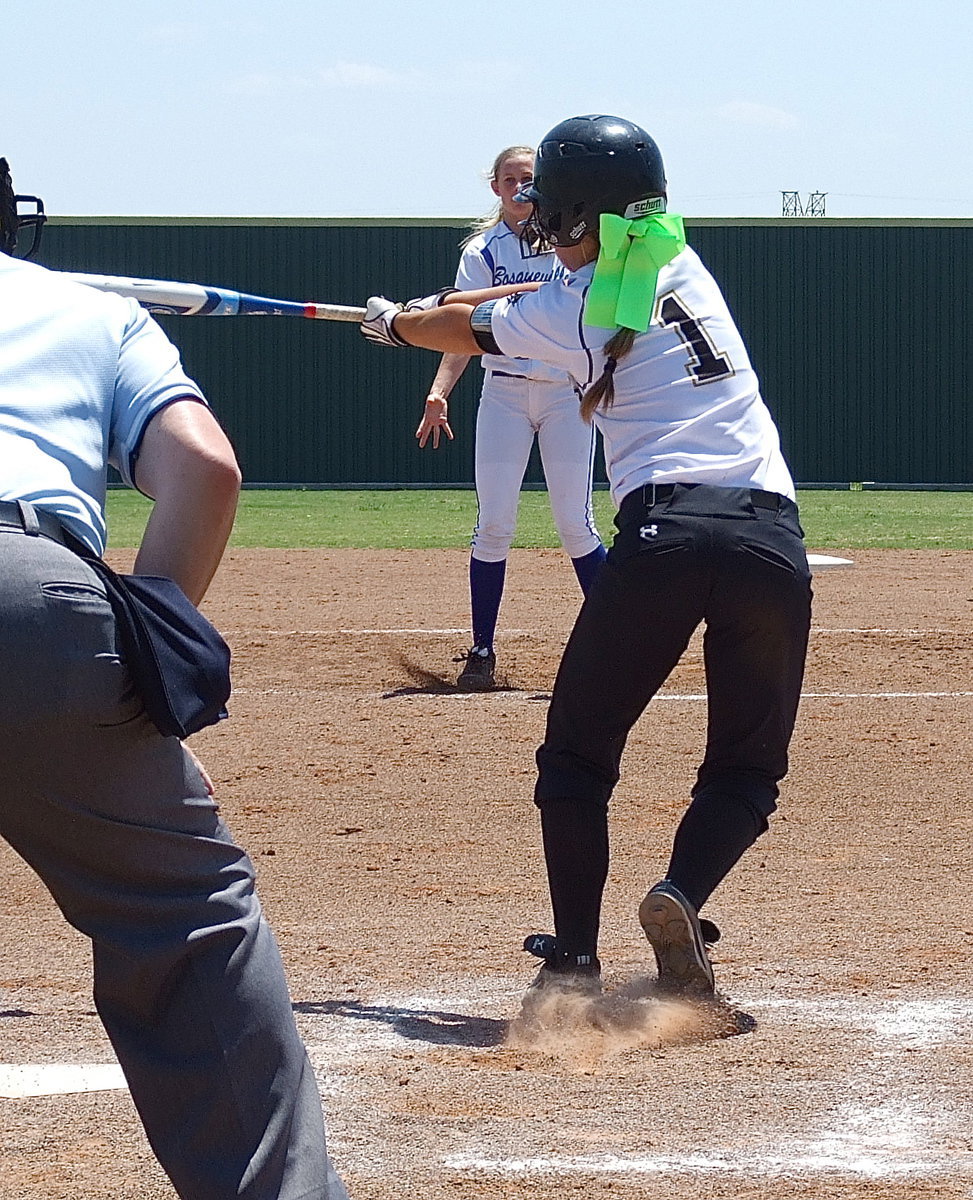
[0,251,206,556]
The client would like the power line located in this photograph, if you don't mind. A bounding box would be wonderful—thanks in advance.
[829,192,973,204]
[679,193,770,201]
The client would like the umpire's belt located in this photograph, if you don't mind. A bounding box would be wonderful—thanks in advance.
[0,498,71,545]
[617,482,783,523]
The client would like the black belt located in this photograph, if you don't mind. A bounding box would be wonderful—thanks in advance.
[490,370,527,379]
[618,482,783,521]
[0,499,72,546]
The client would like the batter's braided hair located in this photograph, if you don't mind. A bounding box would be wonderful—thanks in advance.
[580,327,637,423]
[0,157,18,255]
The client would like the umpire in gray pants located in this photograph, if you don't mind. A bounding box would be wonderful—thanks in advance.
[0,161,348,1200]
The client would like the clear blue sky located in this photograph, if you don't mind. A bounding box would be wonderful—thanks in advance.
[6,0,971,220]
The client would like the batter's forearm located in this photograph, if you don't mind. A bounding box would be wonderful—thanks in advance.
[395,305,481,355]
[412,282,537,355]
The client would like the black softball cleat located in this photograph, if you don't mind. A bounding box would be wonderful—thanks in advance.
[638,880,716,997]
[455,646,496,692]
[523,933,602,993]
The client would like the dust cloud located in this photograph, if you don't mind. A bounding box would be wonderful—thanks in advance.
[507,974,749,1066]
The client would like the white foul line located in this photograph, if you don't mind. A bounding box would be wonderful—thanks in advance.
[223,628,532,637]
[230,688,973,701]
[654,691,973,701]
[221,627,966,639]
[443,1146,952,1180]
[813,628,964,635]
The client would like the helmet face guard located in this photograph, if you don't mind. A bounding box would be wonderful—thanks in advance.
[0,156,47,260]
[515,173,600,248]
[516,115,667,248]
[12,193,47,259]
[514,179,551,249]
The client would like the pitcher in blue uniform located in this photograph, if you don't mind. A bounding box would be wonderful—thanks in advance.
[416,145,605,691]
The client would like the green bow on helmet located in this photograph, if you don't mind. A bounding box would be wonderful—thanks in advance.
[583,212,686,332]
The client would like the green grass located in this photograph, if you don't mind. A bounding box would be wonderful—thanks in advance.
[104,488,973,551]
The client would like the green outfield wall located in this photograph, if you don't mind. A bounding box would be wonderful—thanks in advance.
[41,216,973,488]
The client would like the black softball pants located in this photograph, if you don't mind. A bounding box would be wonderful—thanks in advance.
[534,483,812,960]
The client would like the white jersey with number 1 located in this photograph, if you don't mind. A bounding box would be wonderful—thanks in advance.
[483,246,796,506]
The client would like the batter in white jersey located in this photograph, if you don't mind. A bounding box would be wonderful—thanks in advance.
[363,114,813,1004]
[488,243,795,505]
[416,146,605,692]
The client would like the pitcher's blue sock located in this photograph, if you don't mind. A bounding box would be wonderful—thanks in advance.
[470,556,506,650]
[571,545,607,596]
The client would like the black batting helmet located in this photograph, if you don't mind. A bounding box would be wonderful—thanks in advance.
[0,158,46,259]
[517,115,667,247]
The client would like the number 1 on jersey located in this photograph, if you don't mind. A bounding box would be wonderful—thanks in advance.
[656,292,734,385]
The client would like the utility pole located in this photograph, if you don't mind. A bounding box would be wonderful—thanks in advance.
[782,191,827,216]
[805,191,827,216]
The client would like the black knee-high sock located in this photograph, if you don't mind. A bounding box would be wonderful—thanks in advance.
[539,796,609,959]
[666,788,768,912]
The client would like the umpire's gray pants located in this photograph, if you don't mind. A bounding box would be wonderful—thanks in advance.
[0,530,348,1200]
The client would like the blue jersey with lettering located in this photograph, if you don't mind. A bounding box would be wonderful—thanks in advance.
[455,223,566,382]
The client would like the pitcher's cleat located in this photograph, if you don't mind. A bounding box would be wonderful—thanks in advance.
[638,880,716,997]
[455,646,496,691]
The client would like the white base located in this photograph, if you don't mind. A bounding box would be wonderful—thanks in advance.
[0,1063,127,1098]
[807,554,854,570]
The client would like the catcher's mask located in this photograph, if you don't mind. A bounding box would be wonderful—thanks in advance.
[0,158,47,259]
[516,114,667,248]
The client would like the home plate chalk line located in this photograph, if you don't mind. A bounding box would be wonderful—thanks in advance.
[6,992,972,1182]
[303,987,973,1184]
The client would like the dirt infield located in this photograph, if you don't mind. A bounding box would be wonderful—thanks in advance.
[2,547,973,1200]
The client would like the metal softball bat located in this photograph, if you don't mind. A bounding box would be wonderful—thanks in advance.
[58,271,366,322]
